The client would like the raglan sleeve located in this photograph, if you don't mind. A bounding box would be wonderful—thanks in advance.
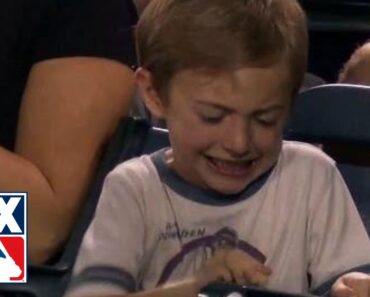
[64,164,146,297]
[307,162,370,294]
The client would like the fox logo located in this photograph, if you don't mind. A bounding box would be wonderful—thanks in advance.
[0,239,22,281]
[0,193,27,283]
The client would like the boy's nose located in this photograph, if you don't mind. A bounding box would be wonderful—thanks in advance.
[222,119,251,158]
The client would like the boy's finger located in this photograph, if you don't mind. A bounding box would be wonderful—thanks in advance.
[331,281,356,297]
[245,261,272,276]
[215,267,233,283]
[257,264,272,275]
[231,268,247,286]
[252,273,269,287]
[243,270,269,286]
[238,253,271,276]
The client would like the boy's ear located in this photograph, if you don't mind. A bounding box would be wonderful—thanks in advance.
[135,67,166,119]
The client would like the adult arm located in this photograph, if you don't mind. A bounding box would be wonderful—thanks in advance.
[0,56,135,264]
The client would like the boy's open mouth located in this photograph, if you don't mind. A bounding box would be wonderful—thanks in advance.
[205,156,257,177]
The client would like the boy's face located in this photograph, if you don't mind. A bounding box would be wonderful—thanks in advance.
[141,62,292,195]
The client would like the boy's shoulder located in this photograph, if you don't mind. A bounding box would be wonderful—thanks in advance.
[106,152,159,185]
[280,140,336,169]
[274,141,342,198]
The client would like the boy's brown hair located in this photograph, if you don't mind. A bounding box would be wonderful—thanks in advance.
[136,0,308,101]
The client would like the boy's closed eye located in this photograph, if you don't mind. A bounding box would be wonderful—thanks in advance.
[199,112,226,124]
[194,100,285,126]
[254,113,279,126]
[252,106,285,127]
[196,109,282,127]
[195,106,229,124]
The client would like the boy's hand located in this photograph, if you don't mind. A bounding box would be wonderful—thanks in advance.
[331,272,370,297]
[196,247,272,288]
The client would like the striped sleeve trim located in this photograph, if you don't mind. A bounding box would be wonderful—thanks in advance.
[68,266,137,293]
[311,264,370,296]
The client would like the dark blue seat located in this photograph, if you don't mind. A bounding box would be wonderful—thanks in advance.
[118,123,170,162]
[286,84,370,236]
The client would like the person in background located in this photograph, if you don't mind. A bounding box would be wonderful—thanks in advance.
[64,1,370,297]
[338,41,370,84]
[0,0,151,264]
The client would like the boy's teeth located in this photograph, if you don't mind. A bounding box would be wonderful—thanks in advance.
[209,157,253,175]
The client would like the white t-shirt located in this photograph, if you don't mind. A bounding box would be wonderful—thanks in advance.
[66,141,370,297]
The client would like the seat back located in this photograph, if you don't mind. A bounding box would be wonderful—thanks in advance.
[286,84,370,235]
[337,164,370,233]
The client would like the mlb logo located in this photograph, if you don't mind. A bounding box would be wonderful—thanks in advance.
[0,193,27,283]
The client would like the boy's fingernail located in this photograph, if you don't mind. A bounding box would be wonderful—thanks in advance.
[259,266,272,275]
[252,274,269,286]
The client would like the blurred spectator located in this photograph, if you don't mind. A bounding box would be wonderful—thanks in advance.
[338,41,370,85]
[0,0,145,264]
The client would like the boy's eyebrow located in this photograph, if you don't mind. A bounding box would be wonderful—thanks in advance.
[194,101,233,112]
[253,105,285,115]
[195,100,285,114]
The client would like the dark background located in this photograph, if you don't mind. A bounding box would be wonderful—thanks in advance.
[299,0,370,82]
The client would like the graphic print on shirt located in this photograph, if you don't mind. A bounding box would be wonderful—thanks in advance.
[157,226,266,285]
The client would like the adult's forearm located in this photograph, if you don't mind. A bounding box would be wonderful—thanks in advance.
[0,146,70,264]
[2,58,136,264]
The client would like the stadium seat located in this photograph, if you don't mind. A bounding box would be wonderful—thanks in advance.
[285,83,370,236]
